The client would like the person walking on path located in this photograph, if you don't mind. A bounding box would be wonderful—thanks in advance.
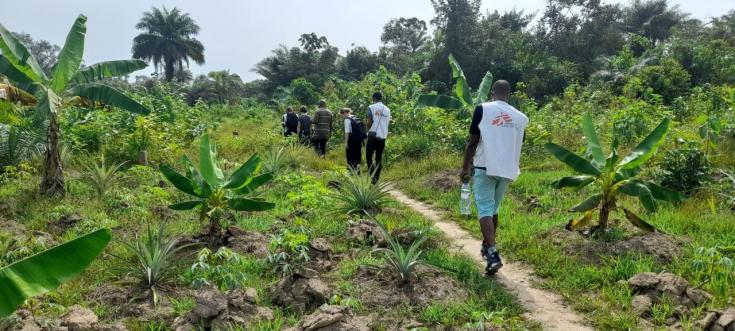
[311,100,333,157]
[296,105,312,145]
[340,108,367,172]
[459,80,529,275]
[282,107,299,137]
[365,92,390,183]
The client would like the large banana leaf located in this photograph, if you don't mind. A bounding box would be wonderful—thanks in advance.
[570,194,602,212]
[69,60,147,86]
[51,15,86,93]
[37,89,62,116]
[227,198,275,211]
[235,173,274,195]
[0,228,111,318]
[545,142,601,175]
[619,118,670,170]
[581,113,605,166]
[0,55,37,92]
[624,209,656,233]
[160,164,200,197]
[566,211,594,231]
[416,94,464,110]
[552,175,594,189]
[0,23,47,83]
[169,199,204,210]
[199,134,225,188]
[224,154,261,189]
[0,83,36,105]
[69,83,150,115]
[448,54,472,105]
[645,181,686,202]
[474,71,493,104]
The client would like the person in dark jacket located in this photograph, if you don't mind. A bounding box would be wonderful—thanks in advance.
[296,105,312,145]
[341,108,363,172]
[282,107,299,136]
[311,100,333,156]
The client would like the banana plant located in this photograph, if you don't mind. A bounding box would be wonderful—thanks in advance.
[545,113,686,232]
[160,134,275,239]
[416,54,493,117]
[0,15,150,196]
[0,228,111,318]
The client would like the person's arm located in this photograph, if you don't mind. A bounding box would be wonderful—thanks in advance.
[460,106,483,182]
[366,107,373,128]
[344,118,351,148]
[297,117,302,135]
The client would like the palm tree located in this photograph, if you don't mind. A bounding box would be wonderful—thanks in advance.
[624,0,685,44]
[132,7,205,82]
[0,15,150,196]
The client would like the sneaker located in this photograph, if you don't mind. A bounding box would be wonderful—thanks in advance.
[486,251,503,275]
[480,245,490,261]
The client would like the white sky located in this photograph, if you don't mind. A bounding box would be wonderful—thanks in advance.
[1,0,733,81]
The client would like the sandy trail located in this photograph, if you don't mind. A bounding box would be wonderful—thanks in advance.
[388,189,593,331]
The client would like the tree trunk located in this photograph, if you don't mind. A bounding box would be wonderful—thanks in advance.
[599,202,610,229]
[39,113,65,196]
[164,60,175,82]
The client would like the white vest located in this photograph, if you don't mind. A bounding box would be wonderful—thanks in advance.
[473,101,529,180]
[368,102,390,139]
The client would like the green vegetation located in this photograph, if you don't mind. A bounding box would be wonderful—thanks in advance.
[1,1,735,330]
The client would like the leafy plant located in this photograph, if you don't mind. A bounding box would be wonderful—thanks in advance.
[186,247,250,290]
[267,228,311,276]
[261,145,293,175]
[371,215,429,285]
[82,156,127,196]
[545,113,686,232]
[417,54,493,117]
[658,142,709,194]
[691,246,735,288]
[114,223,194,304]
[329,169,392,215]
[0,228,111,318]
[160,133,275,239]
[0,15,150,196]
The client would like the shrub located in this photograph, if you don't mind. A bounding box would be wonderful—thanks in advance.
[329,170,392,215]
[185,247,251,291]
[636,58,691,104]
[289,78,320,106]
[114,223,195,304]
[267,227,311,276]
[658,144,710,194]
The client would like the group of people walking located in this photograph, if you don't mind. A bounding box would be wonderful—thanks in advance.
[281,92,390,183]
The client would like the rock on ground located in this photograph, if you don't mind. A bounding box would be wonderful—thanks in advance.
[273,272,332,312]
[173,287,274,330]
[60,305,99,331]
[288,305,370,331]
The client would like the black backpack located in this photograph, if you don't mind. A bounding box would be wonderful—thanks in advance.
[285,112,299,131]
[349,117,367,142]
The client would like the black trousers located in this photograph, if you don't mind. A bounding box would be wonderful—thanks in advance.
[346,140,362,172]
[365,136,385,182]
[313,138,328,156]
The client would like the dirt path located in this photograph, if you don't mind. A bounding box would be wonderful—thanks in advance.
[388,189,593,331]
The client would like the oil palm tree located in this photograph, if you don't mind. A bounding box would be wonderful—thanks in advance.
[0,15,150,196]
[132,7,205,82]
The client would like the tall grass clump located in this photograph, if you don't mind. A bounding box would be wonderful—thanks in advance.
[371,214,429,285]
[82,156,126,196]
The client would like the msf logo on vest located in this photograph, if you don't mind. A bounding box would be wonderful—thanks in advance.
[491,112,514,128]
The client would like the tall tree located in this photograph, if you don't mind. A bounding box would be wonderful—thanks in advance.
[340,46,380,80]
[380,18,431,75]
[132,7,205,82]
[0,15,150,196]
[428,0,482,85]
[11,33,60,75]
[624,0,685,44]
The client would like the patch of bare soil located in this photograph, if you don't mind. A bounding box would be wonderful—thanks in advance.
[272,269,333,313]
[226,226,270,258]
[173,287,274,330]
[286,305,371,331]
[87,284,183,324]
[47,213,82,234]
[354,264,467,308]
[541,228,685,264]
[424,169,459,192]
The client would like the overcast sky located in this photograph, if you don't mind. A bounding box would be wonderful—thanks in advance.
[1,0,733,82]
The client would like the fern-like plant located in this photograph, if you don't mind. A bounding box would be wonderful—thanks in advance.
[82,156,126,196]
[330,170,392,215]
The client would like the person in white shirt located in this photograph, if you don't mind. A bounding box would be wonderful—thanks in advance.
[366,92,390,183]
[460,80,529,275]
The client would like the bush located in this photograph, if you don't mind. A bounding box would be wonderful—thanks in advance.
[635,59,691,104]
[658,144,710,194]
[185,247,254,291]
[289,78,320,106]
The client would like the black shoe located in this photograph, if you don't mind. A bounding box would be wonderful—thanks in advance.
[485,251,503,275]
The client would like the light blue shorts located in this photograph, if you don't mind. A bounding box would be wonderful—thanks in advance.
[472,169,510,219]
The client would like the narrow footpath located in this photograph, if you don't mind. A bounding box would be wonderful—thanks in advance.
[388,189,594,331]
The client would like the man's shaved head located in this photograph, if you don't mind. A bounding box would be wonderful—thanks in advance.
[492,80,511,100]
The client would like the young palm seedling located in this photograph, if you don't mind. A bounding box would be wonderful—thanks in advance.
[82,156,126,196]
[160,134,275,240]
[114,223,195,304]
[545,113,686,233]
[330,169,392,215]
[368,213,429,286]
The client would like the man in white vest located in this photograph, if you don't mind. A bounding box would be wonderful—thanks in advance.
[366,92,390,184]
[460,80,528,274]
